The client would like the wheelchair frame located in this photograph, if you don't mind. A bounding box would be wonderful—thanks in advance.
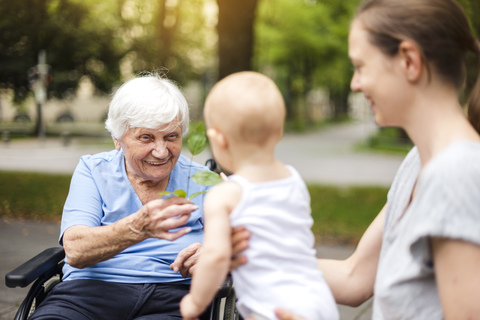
[5,159,237,319]
[6,247,239,320]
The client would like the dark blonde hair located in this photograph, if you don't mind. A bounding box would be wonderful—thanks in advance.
[355,0,480,133]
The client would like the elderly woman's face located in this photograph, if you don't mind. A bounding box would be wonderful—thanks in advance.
[115,124,183,182]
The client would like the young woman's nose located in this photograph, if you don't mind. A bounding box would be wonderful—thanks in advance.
[350,72,362,92]
[152,141,169,158]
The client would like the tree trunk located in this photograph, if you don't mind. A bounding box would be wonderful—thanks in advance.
[156,0,178,69]
[217,0,259,80]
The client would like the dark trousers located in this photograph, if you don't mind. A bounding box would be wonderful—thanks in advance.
[29,279,195,320]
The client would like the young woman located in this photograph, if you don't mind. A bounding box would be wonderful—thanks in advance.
[235,0,480,319]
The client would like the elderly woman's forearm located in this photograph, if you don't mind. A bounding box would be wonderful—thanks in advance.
[63,217,144,269]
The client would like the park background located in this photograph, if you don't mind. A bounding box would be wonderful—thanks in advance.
[1,0,479,242]
[0,1,479,318]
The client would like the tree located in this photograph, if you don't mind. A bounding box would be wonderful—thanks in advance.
[217,0,260,80]
[456,0,480,104]
[254,0,359,128]
[0,0,123,104]
[115,0,215,86]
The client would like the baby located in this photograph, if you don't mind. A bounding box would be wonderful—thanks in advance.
[180,71,338,320]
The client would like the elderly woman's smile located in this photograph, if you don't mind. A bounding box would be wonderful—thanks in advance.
[114,125,183,183]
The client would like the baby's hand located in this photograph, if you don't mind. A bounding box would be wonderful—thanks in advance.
[180,293,203,320]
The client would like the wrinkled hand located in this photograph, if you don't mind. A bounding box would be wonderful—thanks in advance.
[274,308,307,320]
[170,242,202,278]
[129,197,197,241]
[180,293,204,320]
[231,226,250,270]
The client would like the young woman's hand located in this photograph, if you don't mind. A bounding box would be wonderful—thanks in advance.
[274,308,307,320]
[230,226,250,269]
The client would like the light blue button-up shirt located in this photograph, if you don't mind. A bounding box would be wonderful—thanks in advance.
[60,150,209,284]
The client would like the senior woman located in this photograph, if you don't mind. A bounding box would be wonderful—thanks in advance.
[30,74,211,320]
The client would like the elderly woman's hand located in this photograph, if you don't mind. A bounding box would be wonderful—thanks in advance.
[170,242,202,278]
[128,197,198,241]
[231,226,250,269]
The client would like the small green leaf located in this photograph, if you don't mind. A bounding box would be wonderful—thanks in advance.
[159,189,187,198]
[188,122,206,156]
[189,191,208,200]
[192,171,223,186]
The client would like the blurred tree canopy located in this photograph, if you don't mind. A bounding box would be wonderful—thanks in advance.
[0,0,124,104]
[123,0,215,84]
[456,0,480,103]
[254,0,359,128]
[0,0,215,105]
[1,0,479,129]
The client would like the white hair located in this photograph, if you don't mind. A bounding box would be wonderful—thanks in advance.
[105,74,190,139]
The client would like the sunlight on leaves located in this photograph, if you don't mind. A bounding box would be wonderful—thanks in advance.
[159,189,187,198]
[189,191,208,200]
[188,122,206,156]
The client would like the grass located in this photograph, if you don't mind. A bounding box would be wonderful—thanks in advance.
[0,171,388,244]
[357,127,413,155]
[309,185,388,245]
[0,171,71,222]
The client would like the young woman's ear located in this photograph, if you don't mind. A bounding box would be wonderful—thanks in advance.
[399,40,424,82]
[206,128,228,149]
[113,138,121,150]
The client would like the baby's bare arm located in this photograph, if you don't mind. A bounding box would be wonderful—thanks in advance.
[180,182,242,318]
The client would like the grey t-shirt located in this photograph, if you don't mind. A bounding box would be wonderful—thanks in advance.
[373,141,480,319]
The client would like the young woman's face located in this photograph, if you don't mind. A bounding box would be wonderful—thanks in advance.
[349,20,409,127]
[115,125,183,182]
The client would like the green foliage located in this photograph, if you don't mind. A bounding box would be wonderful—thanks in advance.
[161,121,222,199]
[192,171,223,186]
[308,184,388,244]
[188,122,207,155]
[158,189,188,198]
[0,171,388,244]
[254,0,360,124]
[118,0,215,84]
[360,127,413,155]
[0,0,123,103]
[0,171,71,221]
[0,0,215,105]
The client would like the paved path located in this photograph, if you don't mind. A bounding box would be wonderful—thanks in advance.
[0,121,404,319]
[0,120,403,186]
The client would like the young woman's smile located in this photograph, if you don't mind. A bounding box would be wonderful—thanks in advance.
[349,20,410,127]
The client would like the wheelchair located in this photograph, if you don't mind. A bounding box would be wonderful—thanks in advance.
[5,247,239,320]
[5,158,238,319]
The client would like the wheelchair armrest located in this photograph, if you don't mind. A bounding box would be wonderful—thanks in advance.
[5,247,65,288]
[215,274,233,299]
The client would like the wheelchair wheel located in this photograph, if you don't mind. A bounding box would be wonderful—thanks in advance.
[222,289,240,320]
[27,275,61,318]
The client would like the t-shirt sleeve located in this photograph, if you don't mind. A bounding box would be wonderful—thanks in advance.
[59,156,104,244]
[409,152,480,267]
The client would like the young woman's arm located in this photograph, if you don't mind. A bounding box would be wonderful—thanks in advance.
[317,205,385,306]
[431,237,480,319]
[273,206,386,319]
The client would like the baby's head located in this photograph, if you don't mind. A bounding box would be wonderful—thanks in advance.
[204,71,286,150]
